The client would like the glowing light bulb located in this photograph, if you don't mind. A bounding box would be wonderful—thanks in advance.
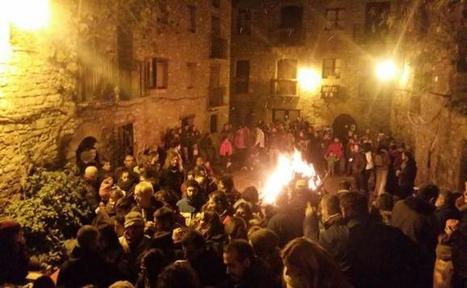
[9,0,50,30]
[375,59,398,81]
[298,68,321,91]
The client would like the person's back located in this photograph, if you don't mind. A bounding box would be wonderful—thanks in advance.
[347,217,419,288]
[339,192,420,288]
[57,226,118,288]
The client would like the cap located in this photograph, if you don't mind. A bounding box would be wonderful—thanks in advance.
[124,211,145,228]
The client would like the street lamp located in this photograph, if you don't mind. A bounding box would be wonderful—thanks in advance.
[297,68,321,91]
[375,58,398,81]
[0,0,50,62]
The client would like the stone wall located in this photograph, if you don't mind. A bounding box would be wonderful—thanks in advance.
[0,0,231,207]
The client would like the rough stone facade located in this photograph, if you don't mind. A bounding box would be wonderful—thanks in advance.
[0,0,231,205]
[231,0,466,190]
[231,0,392,131]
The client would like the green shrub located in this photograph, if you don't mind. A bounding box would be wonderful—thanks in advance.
[4,165,93,265]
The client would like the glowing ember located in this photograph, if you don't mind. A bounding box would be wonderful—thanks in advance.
[261,150,321,204]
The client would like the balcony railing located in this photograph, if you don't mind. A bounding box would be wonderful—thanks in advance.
[208,87,225,107]
[210,36,227,59]
[271,28,304,46]
[271,79,298,96]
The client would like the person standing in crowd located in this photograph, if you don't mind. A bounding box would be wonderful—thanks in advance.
[234,124,250,170]
[374,145,390,196]
[361,142,374,194]
[325,137,344,176]
[282,237,351,288]
[391,184,441,288]
[223,239,274,287]
[397,150,418,199]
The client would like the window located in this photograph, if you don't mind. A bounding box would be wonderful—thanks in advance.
[210,114,218,133]
[273,109,300,122]
[209,64,221,88]
[186,62,196,89]
[188,5,196,32]
[116,123,134,166]
[277,59,297,79]
[279,6,303,45]
[325,8,345,30]
[212,16,221,36]
[275,59,297,96]
[212,0,220,8]
[158,1,168,24]
[235,60,250,94]
[237,9,251,35]
[365,2,390,39]
[322,58,342,79]
[155,59,168,89]
[141,58,168,90]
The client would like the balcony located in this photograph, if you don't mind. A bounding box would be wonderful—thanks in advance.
[210,36,227,59]
[208,87,226,107]
[271,79,298,96]
[271,28,304,46]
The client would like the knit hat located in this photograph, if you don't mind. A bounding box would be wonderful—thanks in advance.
[124,211,145,228]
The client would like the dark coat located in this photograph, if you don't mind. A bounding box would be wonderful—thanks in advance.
[190,247,226,287]
[347,217,421,288]
[391,197,441,287]
[57,247,119,288]
[267,209,304,247]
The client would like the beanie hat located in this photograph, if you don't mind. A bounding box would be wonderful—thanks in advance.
[124,211,145,228]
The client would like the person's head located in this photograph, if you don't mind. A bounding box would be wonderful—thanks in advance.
[140,249,168,283]
[417,183,440,205]
[319,194,341,222]
[181,230,205,262]
[338,180,352,192]
[124,155,136,169]
[156,261,201,288]
[0,219,25,251]
[124,211,145,246]
[225,216,248,240]
[134,181,154,209]
[374,193,394,212]
[98,224,120,251]
[234,202,253,222]
[120,171,130,183]
[219,175,234,192]
[248,228,279,258]
[109,281,134,288]
[223,239,255,283]
[242,186,259,204]
[339,192,369,221]
[99,176,114,202]
[77,225,99,252]
[333,137,339,143]
[197,211,224,238]
[101,159,112,172]
[154,207,175,232]
[32,276,55,288]
[435,190,462,208]
[205,191,229,214]
[402,150,414,162]
[84,166,98,181]
[195,157,204,167]
[185,180,199,199]
[282,237,349,288]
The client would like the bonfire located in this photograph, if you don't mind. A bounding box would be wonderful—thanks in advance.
[261,150,322,205]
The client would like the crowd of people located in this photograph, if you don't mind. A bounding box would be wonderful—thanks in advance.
[0,119,466,288]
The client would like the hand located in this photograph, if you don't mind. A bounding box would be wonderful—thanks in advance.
[305,202,317,217]
[445,219,460,236]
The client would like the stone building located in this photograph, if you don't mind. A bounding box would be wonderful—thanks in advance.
[231,0,393,135]
[0,0,231,200]
[230,0,466,190]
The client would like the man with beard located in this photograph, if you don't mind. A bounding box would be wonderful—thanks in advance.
[0,219,30,286]
[177,180,203,215]
[119,212,152,283]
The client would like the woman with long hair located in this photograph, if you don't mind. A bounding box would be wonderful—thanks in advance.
[282,237,351,288]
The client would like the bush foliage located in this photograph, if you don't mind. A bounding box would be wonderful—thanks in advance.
[4,165,93,265]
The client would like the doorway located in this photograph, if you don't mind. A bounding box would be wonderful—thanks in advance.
[332,114,356,140]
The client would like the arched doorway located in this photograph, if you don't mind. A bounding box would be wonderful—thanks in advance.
[332,114,356,140]
[75,136,99,173]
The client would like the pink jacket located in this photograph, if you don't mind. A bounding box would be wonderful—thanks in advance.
[326,142,344,159]
[219,139,233,156]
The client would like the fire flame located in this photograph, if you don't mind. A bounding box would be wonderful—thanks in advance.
[261,150,322,204]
